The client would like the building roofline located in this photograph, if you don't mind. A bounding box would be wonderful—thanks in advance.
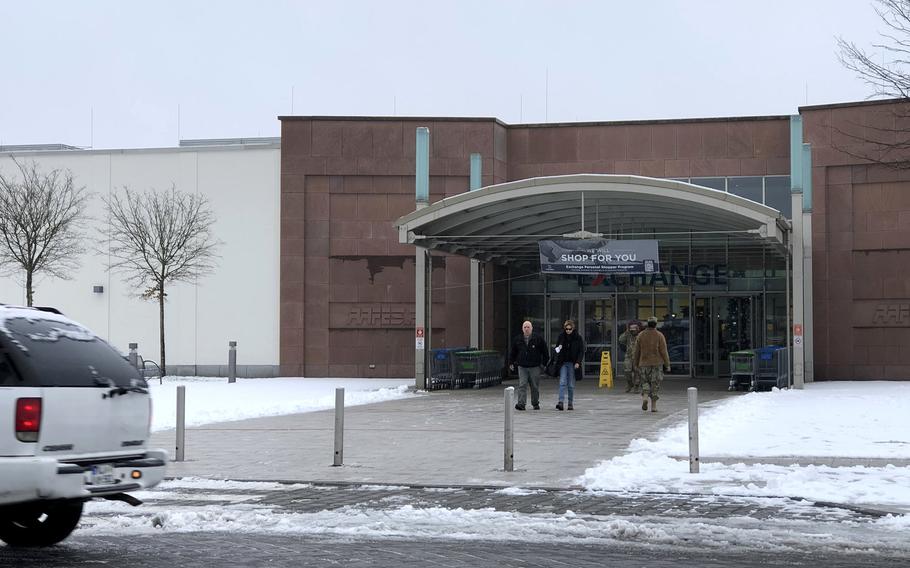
[279,115,510,127]
[514,114,790,128]
[278,113,790,128]
[799,97,910,112]
[0,136,281,156]
[1,140,279,158]
[0,143,85,152]
[179,137,280,147]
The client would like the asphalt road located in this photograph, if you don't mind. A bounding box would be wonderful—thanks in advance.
[4,533,909,568]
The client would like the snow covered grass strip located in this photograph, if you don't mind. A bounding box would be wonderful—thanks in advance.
[149,378,416,431]
[580,382,910,511]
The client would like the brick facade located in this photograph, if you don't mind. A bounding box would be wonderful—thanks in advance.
[280,101,910,380]
[801,99,910,380]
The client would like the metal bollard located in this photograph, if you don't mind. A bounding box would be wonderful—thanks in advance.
[504,386,514,472]
[688,387,699,473]
[333,388,344,466]
[128,343,138,370]
[228,341,237,383]
[176,385,186,462]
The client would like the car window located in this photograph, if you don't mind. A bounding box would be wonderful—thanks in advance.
[0,316,145,388]
[0,352,23,385]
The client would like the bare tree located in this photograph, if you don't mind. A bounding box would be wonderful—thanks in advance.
[0,158,89,306]
[103,186,220,376]
[837,0,910,167]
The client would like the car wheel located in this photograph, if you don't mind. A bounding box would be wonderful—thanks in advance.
[0,501,84,547]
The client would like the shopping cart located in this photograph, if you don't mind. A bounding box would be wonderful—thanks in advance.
[728,350,756,391]
[752,346,790,391]
[452,350,505,389]
[428,347,470,390]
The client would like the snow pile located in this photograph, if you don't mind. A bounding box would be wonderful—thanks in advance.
[80,479,910,555]
[149,377,415,431]
[634,381,910,459]
[580,382,910,510]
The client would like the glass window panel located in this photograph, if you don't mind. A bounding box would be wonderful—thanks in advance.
[728,269,765,291]
[583,298,613,378]
[655,294,690,376]
[690,177,726,191]
[546,275,580,293]
[764,176,792,218]
[512,278,545,293]
[764,293,788,347]
[690,237,727,292]
[548,299,579,346]
[728,176,763,203]
[510,295,545,343]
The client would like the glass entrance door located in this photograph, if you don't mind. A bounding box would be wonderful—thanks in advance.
[583,298,613,379]
[547,297,614,379]
[548,298,579,347]
[717,296,755,376]
[616,295,646,375]
[693,297,715,377]
[694,295,757,377]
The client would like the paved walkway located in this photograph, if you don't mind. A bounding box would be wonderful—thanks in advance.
[17,533,910,568]
[152,377,737,487]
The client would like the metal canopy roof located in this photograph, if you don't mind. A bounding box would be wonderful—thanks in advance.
[395,175,791,267]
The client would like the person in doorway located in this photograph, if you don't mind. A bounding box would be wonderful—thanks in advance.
[633,316,670,412]
[618,320,642,393]
[554,319,584,411]
[509,320,549,411]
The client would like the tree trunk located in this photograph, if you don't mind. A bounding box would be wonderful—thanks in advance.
[159,284,166,378]
[25,270,33,307]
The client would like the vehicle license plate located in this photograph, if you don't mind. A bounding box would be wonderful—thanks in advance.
[89,464,116,485]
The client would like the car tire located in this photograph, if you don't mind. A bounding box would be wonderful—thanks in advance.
[0,501,84,547]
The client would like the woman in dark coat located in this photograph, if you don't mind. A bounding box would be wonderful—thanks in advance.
[554,319,584,410]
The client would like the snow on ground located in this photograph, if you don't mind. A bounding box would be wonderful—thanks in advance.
[149,377,415,431]
[580,382,910,511]
[66,381,910,551]
[636,381,910,459]
[79,480,910,556]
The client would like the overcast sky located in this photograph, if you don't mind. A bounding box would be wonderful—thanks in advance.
[0,1,889,149]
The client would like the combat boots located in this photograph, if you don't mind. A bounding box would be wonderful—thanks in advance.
[650,398,657,412]
[641,396,648,411]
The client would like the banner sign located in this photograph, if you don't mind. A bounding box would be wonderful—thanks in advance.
[538,239,660,275]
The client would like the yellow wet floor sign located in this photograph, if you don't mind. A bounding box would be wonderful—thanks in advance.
[599,351,614,388]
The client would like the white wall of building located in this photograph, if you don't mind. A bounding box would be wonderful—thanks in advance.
[0,142,280,375]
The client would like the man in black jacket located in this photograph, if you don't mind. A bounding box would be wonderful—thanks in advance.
[509,320,549,411]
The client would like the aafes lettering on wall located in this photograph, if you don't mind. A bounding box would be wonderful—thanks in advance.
[853,301,910,327]
[330,303,416,329]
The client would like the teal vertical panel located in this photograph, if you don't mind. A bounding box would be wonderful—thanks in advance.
[790,115,803,192]
[416,127,429,202]
[802,143,812,212]
[469,153,482,191]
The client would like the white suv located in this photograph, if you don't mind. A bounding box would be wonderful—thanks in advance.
[0,305,166,547]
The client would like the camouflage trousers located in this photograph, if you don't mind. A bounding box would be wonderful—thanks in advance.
[639,366,664,400]
[624,367,640,391]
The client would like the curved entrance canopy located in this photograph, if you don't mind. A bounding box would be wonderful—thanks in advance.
[395,174,790,266]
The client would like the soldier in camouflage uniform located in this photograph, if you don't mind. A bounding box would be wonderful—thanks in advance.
[618,320,642,393]
[632,316,671,412]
